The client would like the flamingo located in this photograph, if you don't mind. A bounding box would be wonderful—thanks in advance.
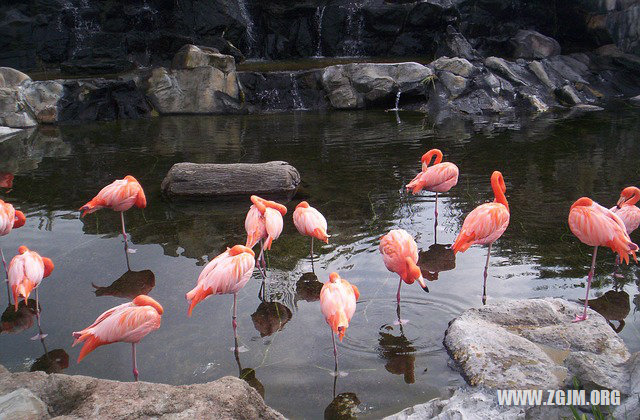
[379,229,430,305]
[293,201,329,270]
[451,171,510,304]
[320,272,359,373]
[244,195,286,277]
[186,245,256,339]
[610,186,640,277]
[1,199,26,302]
[406,148,459,220]
[79,175,146,254]
[72,294,163,381]
[7,246,54,339]
[568,197,638,322]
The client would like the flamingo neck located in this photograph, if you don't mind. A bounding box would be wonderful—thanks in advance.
[627,188,640,206]
[422,149,443,168]
[403,257,420,283]
[491,174,509,212]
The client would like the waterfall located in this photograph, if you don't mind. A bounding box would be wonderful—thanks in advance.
[290,73,306,110]
[342,2,367,56]
[237,0,256,55]
[314,6,326,57]
[60,0,102,59]
[393,90,401,111]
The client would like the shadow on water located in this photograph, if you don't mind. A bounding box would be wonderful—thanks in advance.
[584,289,630,333]
[0,299,38,334]
[92,269,156,299]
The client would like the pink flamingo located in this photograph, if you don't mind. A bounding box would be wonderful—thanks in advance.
[244,195,286,275]
[79,175,146,253]
[8,246,54,339]
[379,229,430,305]
[611,186,640,276]
[72,294,163,381]
[406,149,459,219]
[293,201,329,269]
[1,199,26,302]
[320,272,359,373]
[568,197,638,322]
[186,245,256,339]
[451,171,510,304]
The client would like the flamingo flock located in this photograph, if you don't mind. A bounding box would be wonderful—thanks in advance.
[2,147,639,382]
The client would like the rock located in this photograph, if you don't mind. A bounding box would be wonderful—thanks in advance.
[510,30,561,59]
[322,62,432,109]
[238,70,327,112]
[171,44,236,72]
[435,25,481,62]
[439,71,468,98]
[0,88,36,128]
[384,388,525,420]
[631,94,640,105]
[484,57,527,86]
[554,84,582,105]
[0,67,31,88]
[431,57,475,77]
[444,298,631,391]
[0,366,284,419]
[0,126,23,141]
[161,161,301,200]
[22,81,64,124]
[0,388,48,420]
[518,92,549,112]
[614,353,640,419]
[528,61,555,89]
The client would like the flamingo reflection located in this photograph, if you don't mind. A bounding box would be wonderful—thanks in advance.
[418,243,455,281]
[251,301,292,338]
[581,289,630,333]
[233,335,265,398]
[31,348,69,374]
[92,269,155,299]
[0,299,37,334]
[0,172,13,190]
[378,305,417,384]
[295,272,323,304]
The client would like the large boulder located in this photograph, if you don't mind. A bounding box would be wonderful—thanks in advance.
[444,298,631,391]
[0,388,48,420]
[0,67,31,88]
[172,44,236,72]
[0,365,284,419]
[510,29,561,59]
[321,62,432,109]
[0,88,36,128]
[161,161,301,200]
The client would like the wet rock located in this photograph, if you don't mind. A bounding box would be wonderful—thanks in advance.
[0,366,284,419]
[510,30,561,59]
[439,71,468,99]
[444,298,631,391]
[435,25,481,62]
[172,44,236,72]
[322,63,432,109]
[431,57,475,77]
[0,88,36,128]
[22,81,64,124]
[0,388,48,420]
[554,85,582,105]
[161,161,301,200]
[528,61,555,89]
[484,57,527,86]
[631,94,640,106]
[0,67,31,88]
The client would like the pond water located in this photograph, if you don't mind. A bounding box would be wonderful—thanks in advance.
[1,107,640,418]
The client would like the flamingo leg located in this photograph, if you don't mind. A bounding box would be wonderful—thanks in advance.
[574,246,598,322]
[434,192,438,219]
[232,293,238,340]
[311,237,315,272]
[1,247,10,305]
[482,243,492,305]
[120,212,128,246]
[396,278,402,303]
[31,288,47,340]
[132,343,139,382]
[613,255,623,279]
[331,328,338,374]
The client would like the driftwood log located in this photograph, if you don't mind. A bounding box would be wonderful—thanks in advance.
[161,161,300,200]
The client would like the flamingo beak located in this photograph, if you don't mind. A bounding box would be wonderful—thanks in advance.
[617,196,627,209]
[417,276,429,293]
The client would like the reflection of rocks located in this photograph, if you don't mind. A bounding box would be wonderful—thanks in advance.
[0,300,37,334]
[324,392,361,420]
[0,127,70,174]
[378,327,416,384]
[30,349,69,374]
[418,244,455,281]
[0,365,285,419]
[92,270,155,299]
[444,299,631,391]
[251,302,292,338]
[583,290,630,333]
[295,272,323,302]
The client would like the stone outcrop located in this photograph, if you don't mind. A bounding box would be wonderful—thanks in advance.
[0,364,284,419]
[510,29,562,59]
[161,161,301,200]
[444,298,631,391]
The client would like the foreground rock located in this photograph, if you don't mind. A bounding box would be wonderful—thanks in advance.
[444,298,631,391]
[0,364,284,419]
[161,161,300,200]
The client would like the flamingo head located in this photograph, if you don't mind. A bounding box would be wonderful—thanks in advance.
[124,175,138,183]
[133,295,164,315]
[13,210,26,228]
[296,201,310,210]
[329,272,340,283]
[570,197,593,211]
[229,245,255,257]
[617,186,640,208]
[404,257,428,293]
[491,171,506,194]
[42,257,54,278]
[420,149,443,167]
[18,245,29,255]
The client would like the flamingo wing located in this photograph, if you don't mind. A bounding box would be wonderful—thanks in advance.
[452,203,510,252]
[613,205,640,234]
[263,208,283,249]
[419,163,460,192]
[294,207,328,241]
[0,201,15,236]
[245,205,266,248]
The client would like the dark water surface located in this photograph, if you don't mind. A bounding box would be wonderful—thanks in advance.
[1,108,640,418]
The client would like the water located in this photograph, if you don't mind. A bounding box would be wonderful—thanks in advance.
[342,2,368,56]
[2,109,640,418]
[238,0,256,56]
[315,6,327,58]
[60,0,102,59]
[290,73,306,110]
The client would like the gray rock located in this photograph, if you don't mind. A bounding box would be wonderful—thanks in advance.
[0,88,36,128]
[484,57,527,86]
[172,44,236,73]
[161,161,301,200]
[145,66,241,114]
[439,71,468,98]
[555,85,582,105]
[0,68,31,88]
[0,388,48,420]
[615,353,640,419]
[510,30,561,59]
[544,56,588,84]
[631,94,640,106]
[435,25,481,61]
[518,92,549,112]
[322,63,432,109]
[0,126,23,140]
[431,57,475,77]
[444,298,631,391]
[528,61,555,89]
[0,367,284,419]
[22,81,64,124]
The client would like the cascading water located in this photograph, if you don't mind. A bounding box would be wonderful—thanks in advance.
[59,0,102,59]
[314,6,326,57]
[393,90,401,111]
[290,73,306,110]
[238,0,256,56]
[341,1,368,56]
